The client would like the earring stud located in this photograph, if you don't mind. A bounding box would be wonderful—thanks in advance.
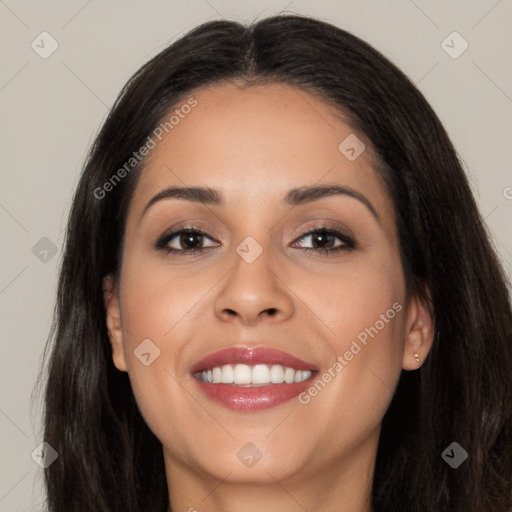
[413,352,420,366]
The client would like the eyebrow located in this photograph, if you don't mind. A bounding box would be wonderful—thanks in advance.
[140,184,379,221]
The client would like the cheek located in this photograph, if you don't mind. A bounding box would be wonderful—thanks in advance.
[119,253,199,346]
[295,249,405,351]
[115,260,199,454]
[289,252,406,433]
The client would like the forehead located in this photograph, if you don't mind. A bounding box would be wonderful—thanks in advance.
[127,82,394,228]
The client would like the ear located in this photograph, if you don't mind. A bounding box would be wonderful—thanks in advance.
[401,289,435,371]
[103,274,127,372]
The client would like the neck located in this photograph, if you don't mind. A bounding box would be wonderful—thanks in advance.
[164,429,378,512]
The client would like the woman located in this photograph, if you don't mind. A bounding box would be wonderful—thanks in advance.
[34,13,512,512]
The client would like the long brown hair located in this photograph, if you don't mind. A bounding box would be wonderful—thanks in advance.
[33,14,512,511]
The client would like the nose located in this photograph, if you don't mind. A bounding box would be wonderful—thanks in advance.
[213,247,295,327]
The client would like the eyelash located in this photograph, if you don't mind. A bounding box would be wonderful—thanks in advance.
[155,224,356,257]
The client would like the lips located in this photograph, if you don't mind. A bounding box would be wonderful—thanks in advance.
[190,346,319,374]
[189,346,319,411]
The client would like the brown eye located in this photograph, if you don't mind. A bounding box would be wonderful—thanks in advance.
[292,227,355,255]
[155,228,218,255]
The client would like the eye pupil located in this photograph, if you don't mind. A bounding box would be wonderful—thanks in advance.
[313,232,334,248]
[181,232,201,249]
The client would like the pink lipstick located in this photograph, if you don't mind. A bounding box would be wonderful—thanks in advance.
[190,346,319,411]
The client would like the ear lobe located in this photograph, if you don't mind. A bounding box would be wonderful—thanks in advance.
[401,290,435,371]
[103,274,127,372]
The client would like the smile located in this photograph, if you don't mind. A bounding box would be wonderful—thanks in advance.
[194,363,314,386]
[190,346,319,411]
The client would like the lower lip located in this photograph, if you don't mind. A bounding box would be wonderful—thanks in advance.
[192,375,316,411]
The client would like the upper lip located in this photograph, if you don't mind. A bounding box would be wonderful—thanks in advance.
[190,346,319,374]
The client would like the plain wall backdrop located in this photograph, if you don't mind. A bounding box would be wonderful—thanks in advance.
[0,0,511,509]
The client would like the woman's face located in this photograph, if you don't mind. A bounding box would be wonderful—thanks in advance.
[105,82,433,498]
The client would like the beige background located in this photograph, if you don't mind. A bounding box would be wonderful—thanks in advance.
[0,0,511,509]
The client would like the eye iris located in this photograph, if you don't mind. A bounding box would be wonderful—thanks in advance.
[181,232,201,249]
[312,232,334,249]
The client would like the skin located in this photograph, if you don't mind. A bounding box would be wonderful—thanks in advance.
[104,82,434,512]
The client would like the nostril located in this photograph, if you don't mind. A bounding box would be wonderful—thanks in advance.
[222,308,278,318]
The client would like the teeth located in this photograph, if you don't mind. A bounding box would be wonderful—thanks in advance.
[270,364,285,383]
[196,364,313,385]
[284,367,296,383]
[212,366,222,383]
[252,364,270,384]
[221,365,234,383]
[234,364,252,384]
